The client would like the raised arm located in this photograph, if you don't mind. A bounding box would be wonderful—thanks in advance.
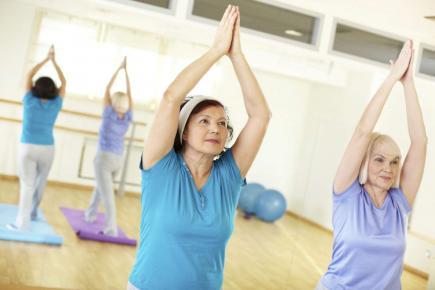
[399,44,427,206]
[229,7,271,178]
[25,55,49,91]
[333,41,413,193]
[141,5,238,169]
[48,46,67,97]
[104,60,123,107]
[123,57,133,110]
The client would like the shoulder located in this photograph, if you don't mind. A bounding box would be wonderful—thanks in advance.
[140,148,180,173]
[102,105,116,118]
[214,148,245,185]
[54,95,63,106]
[333,179,363,203]
[22,91,34,102]
[389,187,412,214]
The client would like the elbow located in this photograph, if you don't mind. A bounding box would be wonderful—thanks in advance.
[264,108,272,123]
[421,134,428,145]
[162,89,179,104]
[253,108,272,125]
[412,134,428,147]
[247,99,272,123]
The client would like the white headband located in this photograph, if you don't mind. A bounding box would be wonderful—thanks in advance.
[178,96,220,144]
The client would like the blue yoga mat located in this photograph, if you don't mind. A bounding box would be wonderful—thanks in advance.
[0,204,63,245]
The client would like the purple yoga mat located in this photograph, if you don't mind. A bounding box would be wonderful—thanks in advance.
[60,207,136,246]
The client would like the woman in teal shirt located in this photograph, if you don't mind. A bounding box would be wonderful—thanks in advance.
[128,5,271,290]
[9,45,66,230]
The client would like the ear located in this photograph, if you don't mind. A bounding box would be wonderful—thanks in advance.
[182,129,188,143]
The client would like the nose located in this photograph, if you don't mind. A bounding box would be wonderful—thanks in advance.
[208,121,219,134]
[382,163,392,173]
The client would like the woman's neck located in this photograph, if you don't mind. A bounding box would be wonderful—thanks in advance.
[363,183,388,208]
[181,148,213,178]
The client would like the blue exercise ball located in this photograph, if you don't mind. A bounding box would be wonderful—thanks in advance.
[254,190,287,222]
[238,183,266,214]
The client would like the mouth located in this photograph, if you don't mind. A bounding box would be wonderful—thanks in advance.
[379,176,392,182]
[205,139,220,144]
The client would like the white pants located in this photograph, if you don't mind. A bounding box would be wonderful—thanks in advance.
[127,281,139,290]
[15,143,54,230]
[85,150,122,236]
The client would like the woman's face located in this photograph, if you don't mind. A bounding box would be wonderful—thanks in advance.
[182,105,228,156]
[112,95,129,114]
[367,141,401,191]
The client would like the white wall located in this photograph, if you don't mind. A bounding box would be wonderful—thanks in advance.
[215,62,314,199]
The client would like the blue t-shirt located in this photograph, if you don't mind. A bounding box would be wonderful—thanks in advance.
[21,91,63,145]
[98,105,132,155]
[321,180,411,290]
[129,149,245,290]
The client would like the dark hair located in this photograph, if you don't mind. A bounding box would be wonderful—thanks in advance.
[173,98,234,154]
[31,77,58,100]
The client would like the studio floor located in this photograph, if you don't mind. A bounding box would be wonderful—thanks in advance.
[0,177,427,290]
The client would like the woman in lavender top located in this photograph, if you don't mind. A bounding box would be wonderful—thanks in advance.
[318,41,427,290]
[84,57,133,236]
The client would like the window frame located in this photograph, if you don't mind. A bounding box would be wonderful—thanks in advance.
[416,43,435,81]
[106,0,177,15]
[328,18,407,69]
[186,0,324,51]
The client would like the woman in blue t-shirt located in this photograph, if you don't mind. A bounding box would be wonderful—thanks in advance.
[318,41,427,289]
[128,5,271,290]
[84,57,133,236]
[8,45,66,230]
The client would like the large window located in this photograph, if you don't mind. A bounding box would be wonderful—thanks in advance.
[30,12,220,103]
[418,46,435,78]
[331,21,404,65]
[190,0,321,46]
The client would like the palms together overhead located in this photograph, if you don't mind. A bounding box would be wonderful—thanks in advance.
[228,6,242,58]
[389,40,413,81]
[212,5,241,57]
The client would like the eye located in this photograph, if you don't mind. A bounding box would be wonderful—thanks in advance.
[391,160,399,165]
[218,121,227,127]
[199,119,209,124]
[375,158,384,163]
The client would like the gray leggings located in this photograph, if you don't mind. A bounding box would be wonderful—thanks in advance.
[85,150,122,236]
[315,280,329,290]
[15,143,54,229]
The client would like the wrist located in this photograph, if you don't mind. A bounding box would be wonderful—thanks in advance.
[385,73,398,85]
[401,75,414,84]
[207,47,224,60]
[229,52,245,62]
[401,78,415,89]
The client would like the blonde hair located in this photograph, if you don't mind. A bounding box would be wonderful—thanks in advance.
[358,132,401,187]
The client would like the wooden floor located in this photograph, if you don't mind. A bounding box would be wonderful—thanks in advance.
[0,178,428,290]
